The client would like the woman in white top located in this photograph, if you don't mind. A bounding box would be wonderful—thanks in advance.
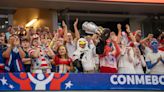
[118,43,136,74]
[133,46,146,74]
[118,25,136,74]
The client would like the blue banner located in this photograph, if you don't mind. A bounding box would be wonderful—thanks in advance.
[0,73,164,91]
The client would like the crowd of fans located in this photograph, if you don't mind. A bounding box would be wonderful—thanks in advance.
[0,18,163,74]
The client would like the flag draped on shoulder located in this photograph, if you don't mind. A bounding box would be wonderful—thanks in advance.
[5,47,25,72]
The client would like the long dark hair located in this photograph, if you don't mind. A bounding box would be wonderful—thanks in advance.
[57,45,69,59]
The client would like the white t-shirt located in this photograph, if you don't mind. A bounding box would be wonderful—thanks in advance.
[144,47,152,56]
[118,47,136,74]
[134,55,146,74]
[66,41,76,57]
[146,51,164,74]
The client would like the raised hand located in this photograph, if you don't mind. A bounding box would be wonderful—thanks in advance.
[9,36,15,47]
[37,37,41,46]
[74,18,78,26]
[147,34,153,39]
[135,30,141,35]
[52,33,59,41]
[117,23,122,31]
[14,36,20,47]
[126,24,131,33]
[111,35,117,42]
[53,31,56,37]
[62,21,67,28]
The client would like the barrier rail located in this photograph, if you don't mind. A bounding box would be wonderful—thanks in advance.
[0,73,163,91]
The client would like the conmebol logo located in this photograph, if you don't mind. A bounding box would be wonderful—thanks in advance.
[110,75,164,85]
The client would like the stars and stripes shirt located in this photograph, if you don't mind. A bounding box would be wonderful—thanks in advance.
[28,46,52,70]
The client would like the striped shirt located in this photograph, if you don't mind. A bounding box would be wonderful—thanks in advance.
[28,46,51,70]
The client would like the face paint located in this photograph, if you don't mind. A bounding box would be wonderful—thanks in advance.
[150,40,158,53]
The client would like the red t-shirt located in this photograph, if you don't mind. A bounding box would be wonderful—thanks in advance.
[159,47,164,51]
[53,55,72,66]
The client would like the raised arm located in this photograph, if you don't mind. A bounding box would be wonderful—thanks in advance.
[74,18,80,41]
[89,39,97,56]
[111,39,120,57]
[13,36,25,58]
[29,47,40,58]
[3,46,12,58]
[18,47,26,58]
[126,24,136,42]
[140,34,153,44]
[117,23,122,44]
[91,34,99,46]
[49,33,58,48]
[3,36,14,58]
[63,21,68,42]
[46,46,55,58]
[26,29,31,40]
[29,37,41,58]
